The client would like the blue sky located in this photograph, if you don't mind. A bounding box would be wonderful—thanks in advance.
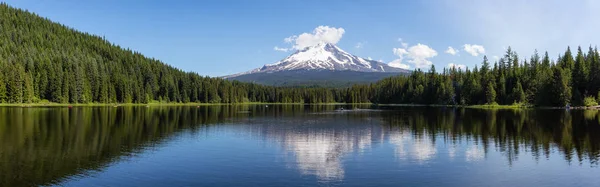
[5,0,600,76]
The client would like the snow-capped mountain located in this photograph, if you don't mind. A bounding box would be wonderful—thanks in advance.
[226,43,408,78]
[225,43,410,87]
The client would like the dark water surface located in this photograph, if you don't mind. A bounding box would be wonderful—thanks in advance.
[1,105,599,186]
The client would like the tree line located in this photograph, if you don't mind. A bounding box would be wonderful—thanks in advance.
[1,3,599,107]
[361,46,600,107]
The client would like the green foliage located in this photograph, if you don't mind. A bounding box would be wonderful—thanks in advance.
[366,45,600,107]
[485,82,496,104]
[549,66,572,106]
[583,96,598,107]
[512,80,526,103]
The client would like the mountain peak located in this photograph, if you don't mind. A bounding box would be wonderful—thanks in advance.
[226,44,409,78]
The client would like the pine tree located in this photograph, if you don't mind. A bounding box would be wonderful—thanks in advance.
[562,47,575,71]
[23,72,34,103]
[0,64,6,103]
[512,80,525,104]
[589,47,600,95]
[485,81,496,104]
[549,66,571,106]
[497,73,507,104]
[6,63,24,103]
[572,46,588,105]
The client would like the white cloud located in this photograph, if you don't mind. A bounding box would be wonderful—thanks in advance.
[445,46,459,55]
[389,43,437,69]
[273,46,290,52]
[389,48,410,69]
[284,26,345,50]
[463,44,486,56]
[448,63,466,70]
[407,44,438,68]
[393,48,409,56]
[388,59,410,69]
[367,57,373,60]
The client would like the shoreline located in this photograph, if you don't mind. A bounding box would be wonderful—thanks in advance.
[0,102,361,107]
[1,102,599,110]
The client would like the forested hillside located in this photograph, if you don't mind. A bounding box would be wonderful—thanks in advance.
[349,47,600,107]
[1,3,599,107]
[0,3,346,104]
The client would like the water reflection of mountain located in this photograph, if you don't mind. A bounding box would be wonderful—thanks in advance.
[249,113,385,181]
[1,105,599,186]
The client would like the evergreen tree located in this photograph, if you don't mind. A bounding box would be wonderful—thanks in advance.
[23,73,34,103]
[512,80,525,103]
[485,81,496,104]
[589,47,600,95]
[5,63,24,103]
[572,46,588,105]
[562,47,575,71]
[0,64,6,102]
[549,66,571,106]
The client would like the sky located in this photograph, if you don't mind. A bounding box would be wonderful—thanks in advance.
[4,0,600,76]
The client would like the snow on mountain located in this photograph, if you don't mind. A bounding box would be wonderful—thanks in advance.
[226,43,408,78]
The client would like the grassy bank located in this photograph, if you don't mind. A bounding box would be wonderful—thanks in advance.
[467,103,530,109]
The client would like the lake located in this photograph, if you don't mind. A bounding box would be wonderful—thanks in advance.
[1,105,599,186]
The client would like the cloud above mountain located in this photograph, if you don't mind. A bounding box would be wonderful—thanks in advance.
[275,26,346,51]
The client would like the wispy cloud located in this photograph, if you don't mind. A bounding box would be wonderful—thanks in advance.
[355,42,365,49]
[273,46,290,52]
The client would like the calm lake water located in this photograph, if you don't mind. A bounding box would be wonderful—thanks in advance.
[1,105,599,186]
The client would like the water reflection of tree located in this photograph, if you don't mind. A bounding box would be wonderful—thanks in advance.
[0,104,344,186]
[380,108,600,166]
[0,106,253,186]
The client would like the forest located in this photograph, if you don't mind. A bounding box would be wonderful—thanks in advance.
[1,3,599,107]
[353,46,600,107]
